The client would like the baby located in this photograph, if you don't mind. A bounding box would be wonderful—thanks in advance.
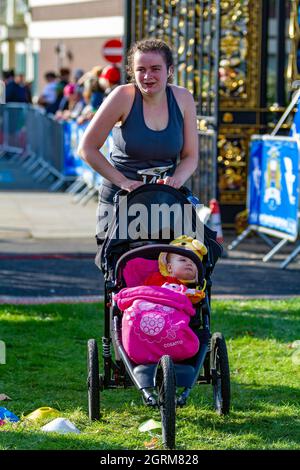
[116,236,208,364]
[145,252,197,285]
[144,235,207,303]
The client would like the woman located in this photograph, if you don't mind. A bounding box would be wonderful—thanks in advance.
[78,38,198,244]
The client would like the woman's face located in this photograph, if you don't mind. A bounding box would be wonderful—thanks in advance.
[133,51,170,95]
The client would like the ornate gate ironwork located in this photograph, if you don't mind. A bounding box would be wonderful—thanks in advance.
[124,0,221,205]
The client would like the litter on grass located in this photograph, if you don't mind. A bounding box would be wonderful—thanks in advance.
[291,348,300,365]
[138,419,162,433]
[144,437,159,449]
[0,407,19,422]
[0,394,11,401]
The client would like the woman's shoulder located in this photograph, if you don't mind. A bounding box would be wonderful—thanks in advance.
[168,84,195,115]
[105,84,136,124]
[169,84,194,101]
[108,83,135,101]
[104,84,135,113]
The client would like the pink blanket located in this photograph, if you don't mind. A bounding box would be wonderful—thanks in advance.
[114,286,200,364]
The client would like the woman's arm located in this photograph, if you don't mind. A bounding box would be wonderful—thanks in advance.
[78,85,143,191]
[159,87,199,188]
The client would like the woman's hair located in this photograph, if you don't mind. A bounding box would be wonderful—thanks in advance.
[127,38,174,83]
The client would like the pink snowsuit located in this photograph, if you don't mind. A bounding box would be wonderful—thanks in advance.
[114,285,199,364]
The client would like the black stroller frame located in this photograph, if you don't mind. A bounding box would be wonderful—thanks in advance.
[87,183,230,449]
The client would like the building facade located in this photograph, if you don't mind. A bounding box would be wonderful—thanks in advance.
[0,0,28,74]
[0,0,123,94]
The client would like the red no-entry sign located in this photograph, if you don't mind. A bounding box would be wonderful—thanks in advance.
[102,39,123,64]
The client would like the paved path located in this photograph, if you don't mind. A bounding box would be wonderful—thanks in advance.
[0,191,96,239]
[0,190,299,303]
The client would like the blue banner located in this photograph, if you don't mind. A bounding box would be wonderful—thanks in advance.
[247,138,263,226]
[62,121,112,182]
[63,121,89,176]
[248,136,299,240]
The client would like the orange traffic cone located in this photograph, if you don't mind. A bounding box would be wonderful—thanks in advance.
[209,199,224,244]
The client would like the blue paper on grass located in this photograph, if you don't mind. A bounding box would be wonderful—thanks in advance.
[0,406,20,422]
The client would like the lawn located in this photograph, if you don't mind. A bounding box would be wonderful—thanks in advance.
[0,299,300,450]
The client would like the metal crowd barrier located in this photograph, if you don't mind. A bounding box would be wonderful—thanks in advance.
[0,80,5,104]
[0,103,67,188]
[23,106,70,190]
[0,103,27,157]
[0,103,107,202]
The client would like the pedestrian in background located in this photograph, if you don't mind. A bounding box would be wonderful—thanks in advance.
[99,64,121,98]
[54,67,71,112]
[37,71,58,113]
[2,69,27,103]
[15,73,32,103]
[55,83,85,121]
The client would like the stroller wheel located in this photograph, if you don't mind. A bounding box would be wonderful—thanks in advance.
[87,339,100,420]
[210,332,230,415]
[155,355,176,449]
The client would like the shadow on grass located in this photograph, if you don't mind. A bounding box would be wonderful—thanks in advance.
[211,299,300,343]
[0,430,129,450]
[187,380,300,447]
[190,408,300,448]
[230,381,300,408]
[187,411,300,448]
[0,304,103,415]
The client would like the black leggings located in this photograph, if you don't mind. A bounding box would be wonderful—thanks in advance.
[95,181,119,269]
[96,181,119,244]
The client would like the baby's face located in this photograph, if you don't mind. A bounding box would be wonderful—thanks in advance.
[167,254,197,281]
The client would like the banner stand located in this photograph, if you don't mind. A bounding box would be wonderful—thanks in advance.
[228,219,300,271]
[228,142,300,268]
[262,238,289,262]
[227,226,276,251]
[280,239,300,268]
[228,86,300,268]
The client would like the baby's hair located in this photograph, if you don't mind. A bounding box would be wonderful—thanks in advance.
[127,38,174,83]
[166,252,175,263]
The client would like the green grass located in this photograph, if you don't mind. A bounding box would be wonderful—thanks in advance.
[0,299,300,450]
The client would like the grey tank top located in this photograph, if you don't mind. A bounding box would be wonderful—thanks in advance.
[109,85,184,181]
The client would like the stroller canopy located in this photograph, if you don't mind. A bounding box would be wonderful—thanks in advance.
[100,184,222,276]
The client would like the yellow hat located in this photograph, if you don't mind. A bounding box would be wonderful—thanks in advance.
[158,235,207,277]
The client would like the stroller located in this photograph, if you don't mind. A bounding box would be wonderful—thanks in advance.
[87,169,230,449]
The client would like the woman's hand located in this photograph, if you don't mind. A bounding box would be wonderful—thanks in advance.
[156,176,182,189]
[120,178,144,192]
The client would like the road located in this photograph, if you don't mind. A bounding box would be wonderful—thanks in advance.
[0,235,299,301]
